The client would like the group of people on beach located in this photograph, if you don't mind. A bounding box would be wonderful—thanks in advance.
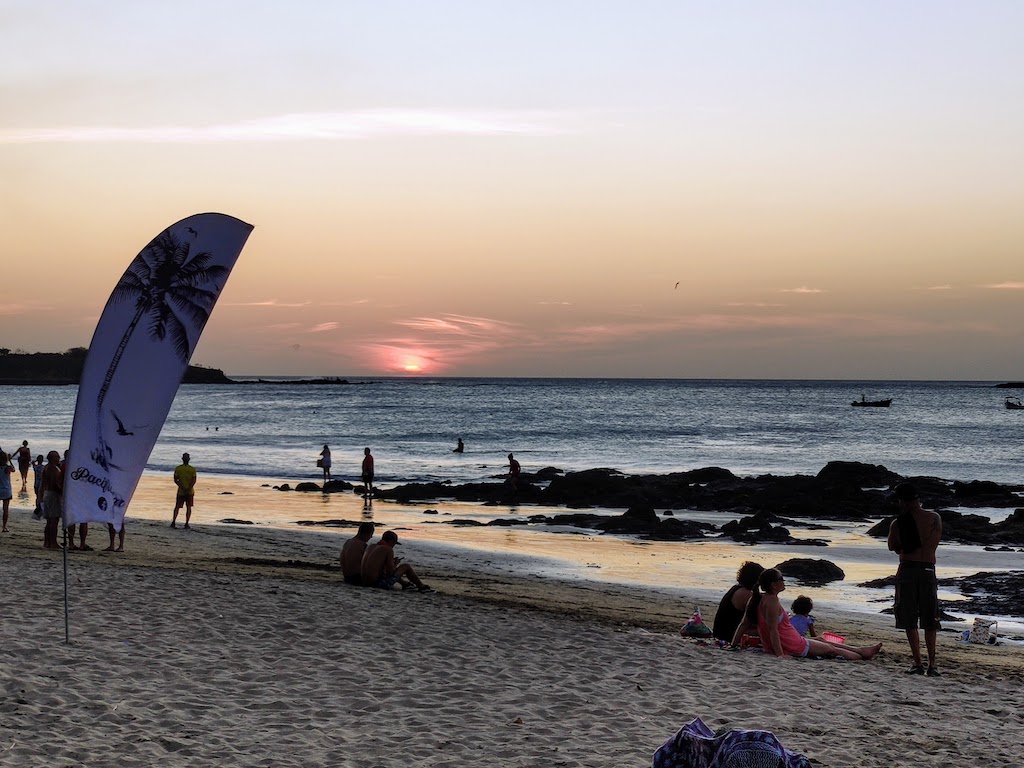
[317,445,375,496]
[0,441,126,551]
[710,482,942,674]
[339,522,435,593]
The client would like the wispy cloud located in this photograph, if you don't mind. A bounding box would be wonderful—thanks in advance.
[726,302,786,308]
[916,285,953,291]
[309,322,339,333]
[224,299,312,308]
[982,282,1024,290]
[0,109,568,144]
[395,314,520,336]
[778,286,826,294]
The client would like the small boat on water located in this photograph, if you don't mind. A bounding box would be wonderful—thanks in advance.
[1006,397,1024,410]
[851,395,893,408]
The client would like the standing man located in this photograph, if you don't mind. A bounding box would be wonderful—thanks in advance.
[361,447,374,496]
[507,453,521,492]
[40,451,63,549]
[887,482,943,676]
[172,452,197,530]
[340,522,375,584]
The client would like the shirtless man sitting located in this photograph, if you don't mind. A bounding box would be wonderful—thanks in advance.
[360,530,435,593]
[340,522,374,585]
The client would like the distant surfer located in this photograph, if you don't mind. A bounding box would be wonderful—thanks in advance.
[453,437,465,454]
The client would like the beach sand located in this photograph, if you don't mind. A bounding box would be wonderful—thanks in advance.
[2,483,1024,767]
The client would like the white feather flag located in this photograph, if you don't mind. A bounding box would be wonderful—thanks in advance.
[63,213,253,528]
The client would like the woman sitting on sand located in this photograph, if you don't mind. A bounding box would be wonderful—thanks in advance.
[712,561,764,643]
[747,568,882,661]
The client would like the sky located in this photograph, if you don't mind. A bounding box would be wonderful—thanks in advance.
[2,1,1022,378]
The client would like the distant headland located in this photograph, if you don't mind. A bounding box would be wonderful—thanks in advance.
[0,348,363,386]
[0,347,234,385]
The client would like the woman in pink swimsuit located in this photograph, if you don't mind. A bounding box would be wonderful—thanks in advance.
[753,568,883,661]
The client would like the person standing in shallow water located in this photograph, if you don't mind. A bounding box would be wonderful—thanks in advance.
[360,447,374,496]
[172,453,197,529]
[887,482,943,676]
[453,437,464,454]
[319,445,332,481]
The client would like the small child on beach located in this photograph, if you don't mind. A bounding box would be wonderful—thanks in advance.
[790,595,817,638]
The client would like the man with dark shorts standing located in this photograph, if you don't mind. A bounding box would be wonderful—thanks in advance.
[172,453,197,529]
[360,447,374,496]
[887,482,943,676]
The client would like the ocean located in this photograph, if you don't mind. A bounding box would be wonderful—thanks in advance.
[3,378,1023,633]
[4,378,1021,488]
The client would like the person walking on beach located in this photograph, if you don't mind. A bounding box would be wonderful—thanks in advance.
[319,444,332,481]
[0,451,13,532]
[887,482,943,676]
[31,454,44,518]
[40,451,63,549]
[15,440,31,492]
[507,453,521,492]
[360,530,435,593]
[340,522,375,585]
[361,447,374,496]
[172,453,197,529]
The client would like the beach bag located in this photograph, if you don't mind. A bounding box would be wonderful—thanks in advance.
[968,618,998,645]
[680,605,714,638]
[316,459,324,468]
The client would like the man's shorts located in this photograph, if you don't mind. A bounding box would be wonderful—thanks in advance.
[894,561,940,631]
[176,492,194,504]
[375,573,400,590]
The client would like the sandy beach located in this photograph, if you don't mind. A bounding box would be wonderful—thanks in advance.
[3,482,1024,767]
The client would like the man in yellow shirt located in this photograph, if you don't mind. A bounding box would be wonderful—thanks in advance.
[172,452,197,530]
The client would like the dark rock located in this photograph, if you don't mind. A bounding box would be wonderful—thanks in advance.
[323,479,354,492]
[295,519,365,528]
[533,467,564,480]
[448,519,485,526]
[294,482,321,492]
[859,575,896,588]
[984,545,1015,552]
[276,484,291,492]
[649,518,708,541]
[775,558,845,585]
[219,518,253,525]
[486,518,525,527]
[953,480,1018,500]
[816,461,901,488]
[787,538,830,547]
[218,491,234,495]
[424,509,438,515]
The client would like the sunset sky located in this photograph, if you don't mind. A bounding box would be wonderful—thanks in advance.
[2,1,1022,378]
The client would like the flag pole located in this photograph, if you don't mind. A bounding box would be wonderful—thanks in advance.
[63,523,70,644]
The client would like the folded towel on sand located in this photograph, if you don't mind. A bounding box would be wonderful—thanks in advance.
[653,717,811,768]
